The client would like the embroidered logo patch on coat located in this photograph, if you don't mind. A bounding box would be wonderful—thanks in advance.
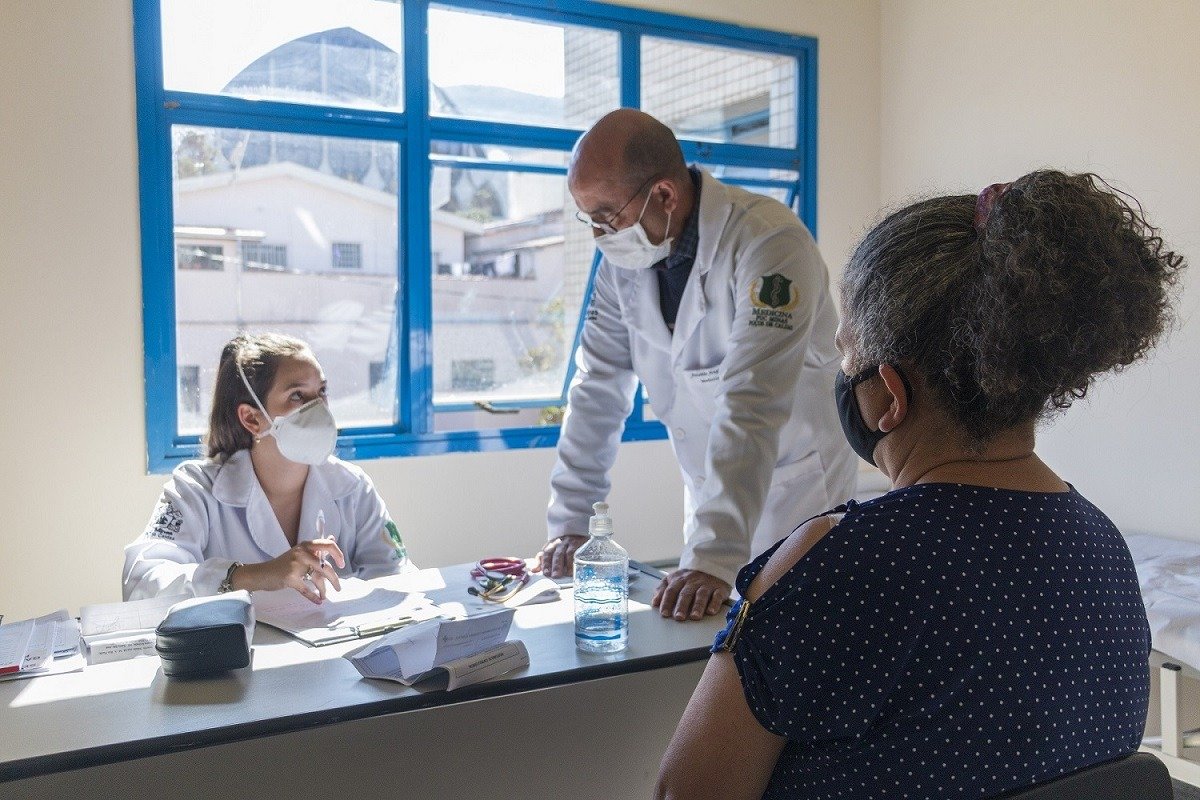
[749,273,799,329]
[145,498,183,541]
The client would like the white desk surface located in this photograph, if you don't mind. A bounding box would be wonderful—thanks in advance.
[0,564,724,782]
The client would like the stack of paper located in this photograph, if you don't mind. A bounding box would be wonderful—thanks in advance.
[0,610,85,681]
[253,578,442,646]
[345,608,528,690]
[79,594,188,664]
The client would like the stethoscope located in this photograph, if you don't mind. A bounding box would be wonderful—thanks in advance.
[467,557,530,602]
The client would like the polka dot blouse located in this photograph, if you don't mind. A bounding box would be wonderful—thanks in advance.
[712,483,1151,799]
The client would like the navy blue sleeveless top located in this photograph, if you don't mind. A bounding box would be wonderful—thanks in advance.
[713,483,1150,799]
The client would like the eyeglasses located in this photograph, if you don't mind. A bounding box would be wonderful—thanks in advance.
[573,174,658,234]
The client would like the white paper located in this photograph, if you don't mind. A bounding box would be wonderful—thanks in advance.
[21,617,55,672]
[0,610,83,679]
[53,617,82,658]
[0,652,86,683]
[0,619,35,674]
[348,638,528,690]
[80,594,188,639]
[499,577,561,608]
[254,578,440,645]
[88,632,158,665]
[442,641,529,690]
[345,609,516,685]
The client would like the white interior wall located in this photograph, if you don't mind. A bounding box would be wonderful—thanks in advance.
[0,0,882,620]
[879,0,1199,543]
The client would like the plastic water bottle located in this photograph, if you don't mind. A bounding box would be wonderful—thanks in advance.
[574,501,629,653]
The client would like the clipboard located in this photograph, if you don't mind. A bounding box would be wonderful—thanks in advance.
[252,578,441,647]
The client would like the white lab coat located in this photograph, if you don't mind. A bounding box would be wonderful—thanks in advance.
[547,169,857,586]
[123,450,409,600]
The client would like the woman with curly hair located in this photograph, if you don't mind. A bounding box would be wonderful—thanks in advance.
[657,171,1185,799]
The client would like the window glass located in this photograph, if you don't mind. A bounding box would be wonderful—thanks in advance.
[140,0,811,468]
[171,124,400,434]
[428,6,618,129]
[176,243,225,271]
[332,242,363,269]
[178,365,202,416]
[428,151,592,419]
[642,37,797,147]
[161,0,404,111]
[699,165,799,208]
[699,165,799,183]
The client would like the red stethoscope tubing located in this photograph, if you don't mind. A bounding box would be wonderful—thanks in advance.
[471,557,528,580]
[469,557,530,602]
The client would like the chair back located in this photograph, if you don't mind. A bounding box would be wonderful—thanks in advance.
[996,752,1172,799]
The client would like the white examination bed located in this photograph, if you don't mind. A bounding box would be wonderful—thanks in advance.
[1127,534,1200,784]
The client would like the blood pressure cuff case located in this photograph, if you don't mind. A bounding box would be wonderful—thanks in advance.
[155,591,254,678]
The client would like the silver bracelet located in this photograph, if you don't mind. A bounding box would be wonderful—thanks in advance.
[218,561,243,593]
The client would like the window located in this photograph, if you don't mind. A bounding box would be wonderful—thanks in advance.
[176,244,224,271]
[239,242,288,271]
[451,359,496,392]
[136,0,817,471]
[332,242,363,269]
[178,364,201,418]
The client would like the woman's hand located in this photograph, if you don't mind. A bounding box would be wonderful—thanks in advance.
[232,540,346,603]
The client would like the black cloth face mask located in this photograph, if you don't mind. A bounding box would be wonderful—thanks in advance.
[834,364,913,467]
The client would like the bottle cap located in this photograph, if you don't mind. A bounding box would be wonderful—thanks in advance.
[589,501,612,535]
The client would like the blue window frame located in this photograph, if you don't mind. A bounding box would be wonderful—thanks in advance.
[134,0,818,473]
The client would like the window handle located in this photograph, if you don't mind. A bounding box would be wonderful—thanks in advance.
[474,401,519,415]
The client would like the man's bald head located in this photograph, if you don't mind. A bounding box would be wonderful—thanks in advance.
[570,108,689,194]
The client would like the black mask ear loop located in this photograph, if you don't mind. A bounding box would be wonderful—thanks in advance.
[834,363,914,466]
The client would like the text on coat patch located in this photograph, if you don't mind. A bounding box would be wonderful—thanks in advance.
[748,274,799,330]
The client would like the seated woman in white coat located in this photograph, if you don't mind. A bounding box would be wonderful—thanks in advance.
[124,333,410,603]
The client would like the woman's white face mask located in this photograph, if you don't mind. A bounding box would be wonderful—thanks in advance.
[236,361,337,465]
[594,190,673,270]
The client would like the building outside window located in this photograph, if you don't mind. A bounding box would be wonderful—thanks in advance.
[136,0,817,470]
[178,364,201,415]
[332,242,363,269]
[239,242,288,271]
[451,359,496,392]
[175,243,224,271]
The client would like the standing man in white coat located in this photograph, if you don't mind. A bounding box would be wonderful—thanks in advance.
[537,109,856,620]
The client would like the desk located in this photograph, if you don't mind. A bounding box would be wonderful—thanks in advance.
[1,564,724,799]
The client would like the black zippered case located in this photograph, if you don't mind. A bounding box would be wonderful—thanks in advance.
[155,592,254,678]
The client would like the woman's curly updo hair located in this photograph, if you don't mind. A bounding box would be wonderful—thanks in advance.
[840,170,1185,445]
[204,332,311,462]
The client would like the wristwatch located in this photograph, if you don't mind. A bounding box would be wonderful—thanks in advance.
[218,562,244,593]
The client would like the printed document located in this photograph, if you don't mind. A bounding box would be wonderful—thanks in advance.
[344,609,525,688]
[0,610,85,681]
[80,594,188,664]
[254,577,440,646]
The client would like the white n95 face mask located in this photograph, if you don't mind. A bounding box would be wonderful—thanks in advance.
[236,361,337,465]
[594,191,673,271]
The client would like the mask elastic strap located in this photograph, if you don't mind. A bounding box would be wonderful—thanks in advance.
[235,358,274,428]
[632,182,658,225]
[638,186,672,248]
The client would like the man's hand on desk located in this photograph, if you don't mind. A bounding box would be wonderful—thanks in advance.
[532,535,588,578]
[652,570,731,621]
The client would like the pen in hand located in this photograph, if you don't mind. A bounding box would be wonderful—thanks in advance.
[317,510,332,572]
